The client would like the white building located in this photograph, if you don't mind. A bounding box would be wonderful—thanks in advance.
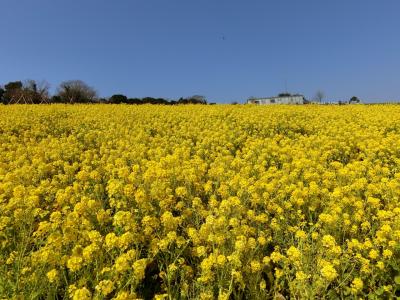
[247,94,307,105]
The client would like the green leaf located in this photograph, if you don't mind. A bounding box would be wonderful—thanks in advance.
[343,288,351,296]
[375,287,384,295]
[395,275,400,285]
[368,294,377,300]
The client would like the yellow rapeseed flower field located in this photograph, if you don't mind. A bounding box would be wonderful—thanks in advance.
[0,104,400,299]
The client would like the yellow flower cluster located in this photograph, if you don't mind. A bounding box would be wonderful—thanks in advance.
[0,104,400,299]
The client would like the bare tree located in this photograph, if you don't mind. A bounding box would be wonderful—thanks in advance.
[23,80,50,103]
[189,95,207,104]
[57,80,97,103]
[36,80,51,103]
[314,90,325,103]
[177,95,207,104]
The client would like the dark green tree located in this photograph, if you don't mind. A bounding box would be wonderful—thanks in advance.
[127,98,143,104]
[0,87,4,103]
[349,96,361,104]
[3,81,23,103]
[109,94,128,104]
[51,95,62,103]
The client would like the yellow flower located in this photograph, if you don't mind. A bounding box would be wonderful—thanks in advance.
[154,294,169,300]
[369,249,379,260]
[250,261,261,273]
[83,244,98,261]
[95,280,114,296]
[295,230,307,239]
[262,256,271,265]
[3,104,400,299]
[382,249,393,259]
[320,263,337,281]
[115,254,131,272]
[311,232,319,240]
[67,256,83,272]
[286,246,301,262]
[175,186,187,197]
[72,287,91,300]
[133,259,148,281]
[275,268,284,279]
[105,232,119,249]
[351,277,363,294]
[295,271,308,281]
[259,279,267,289]
[113,291,136,300]
[46,269,58,283]
[196,246,207,257]
[234,239,246,252]
[270,251,284,263]
[217,255,226,265]
[322,235,336,248]
[376,261,385,270]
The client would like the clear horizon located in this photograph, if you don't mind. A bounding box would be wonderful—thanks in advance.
[1,0,399,103]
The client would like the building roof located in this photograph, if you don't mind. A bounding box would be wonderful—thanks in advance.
[248,94,305,100]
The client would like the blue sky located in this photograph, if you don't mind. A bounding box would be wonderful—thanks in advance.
[1,0,399,103]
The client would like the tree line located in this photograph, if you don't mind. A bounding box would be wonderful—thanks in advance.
[0,79,208,105]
